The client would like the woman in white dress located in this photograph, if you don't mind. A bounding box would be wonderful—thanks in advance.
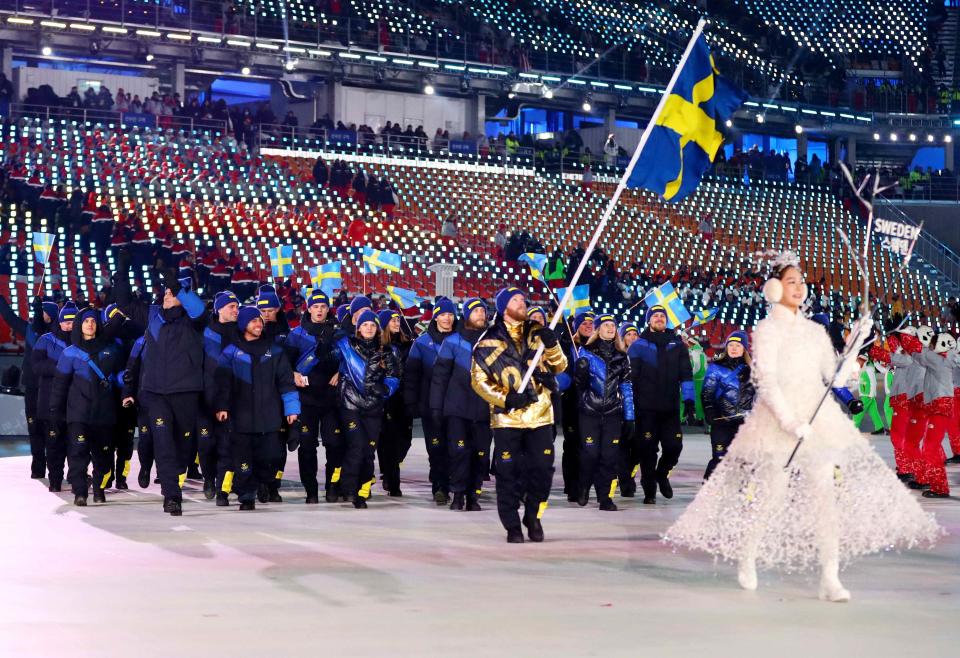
[664,252,942,602]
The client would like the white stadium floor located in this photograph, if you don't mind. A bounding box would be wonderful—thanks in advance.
[1,428,957,657]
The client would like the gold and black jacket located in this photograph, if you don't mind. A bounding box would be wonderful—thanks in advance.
[471,319,567,430]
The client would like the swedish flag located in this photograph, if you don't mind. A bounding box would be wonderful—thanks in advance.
[32,232,56,265]
[362,246,402,274]
[627,31,746,202]
[386,285,426,309]
[644,282,691,329]
[518,252,548,283]
[691,307,718,328]
[556,284,590,318]
[309,261,342,296]
[269,245,294,279]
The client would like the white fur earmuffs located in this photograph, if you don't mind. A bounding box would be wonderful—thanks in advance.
[763,277,808,304]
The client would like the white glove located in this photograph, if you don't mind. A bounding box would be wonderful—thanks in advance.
[785,419,812,440]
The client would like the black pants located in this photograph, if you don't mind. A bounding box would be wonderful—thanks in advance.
[492,424,555,532]
[637,410,683,498]
[25,389,44,477]
[341,409,382,499]
[578,412,622,503]
[196,408,234,493]
[618,420,641,495]
[704,421,741,481]
[232,432,281,502]
[136,408,153,478]
[67,423,114,497]
[296,403,341,497]
[377,407,412,493]
[141,391,199,500]
[41,419,67,487]
[422,415,448,494]
[560,392,580,495]
[112,402,137,484]
[446,416,491,495]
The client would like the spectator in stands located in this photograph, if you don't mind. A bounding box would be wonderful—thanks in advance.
[352,169,367,207]
[493,224,507,260]
[378,180,397,220]
[604,134,618,167]
[96,86,114,111]
[312,156,328,187]
[129,95,143,113]
[582,164,594,194]
[282,111,299,140]
[698,212,714,243]
[441,215,458,240]
[115,89,130,112]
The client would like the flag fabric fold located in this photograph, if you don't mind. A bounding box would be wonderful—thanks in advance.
[32,232,56,265]
[518,252,548,283]
[269,245,294,279]
[691,307,718,327]
[362,247,402,274]
[644,282,691,329]
[386,285,426,309]
[626,32,746,203]
[309,261,342,296]
[555,284,590,318]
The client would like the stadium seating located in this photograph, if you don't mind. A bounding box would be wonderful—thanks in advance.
[0,118,948,355]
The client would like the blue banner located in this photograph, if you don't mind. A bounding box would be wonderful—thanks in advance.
[121,112,157,129]
[328,129,357,145]
[449,140,477,155]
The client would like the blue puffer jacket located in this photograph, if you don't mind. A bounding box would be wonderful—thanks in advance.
[403,323,452,418]
[50,319,123,426]
[701,354,755,425]
[428,326,489,422]
[574,338,634,420]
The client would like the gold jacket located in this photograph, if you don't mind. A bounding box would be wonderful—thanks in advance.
[470,319,568,429]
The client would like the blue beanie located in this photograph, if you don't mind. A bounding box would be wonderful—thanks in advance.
[618,321,639,338]
[258,284,276,295]
[58,302,78,324]
[726,330,749,350]
[178,277,192,293]
[42,301,59,321]
[572,311,595,332]
[378,309,400,328]
[461,297,486,319]
[596,313,616,328]
[214,291,239,313]
[495,287,525,316]
[336,304,350,323]
[237,306,262,333]
[100,303,123,324]
[350,295,372,315]
[256,291,281,310]
[77,307,99,325]
[527,305,546,323]
[645,305,667,324]
[306,289,329,308]
[433,297,457,318]
[355,309,379,332]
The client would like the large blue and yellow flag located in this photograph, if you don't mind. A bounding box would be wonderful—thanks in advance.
[690,307,718,327]
[386,285,426,309]
[309,261,342,296]
[627,31,746,202]
[644,282,691,329]
[518,252,548,282]
[32,232,56,265]
[556,284,591,318]
[269,245,294,279]
[362,246,402,274]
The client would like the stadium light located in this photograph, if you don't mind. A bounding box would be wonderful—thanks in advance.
[241,66,251,76]
[890,133,898,141]
[908,133,917,142]
[946,135,953,143]
[724,119,732,128]
[794,124,803,134]
[423,81,435,95]
[927,134,934,143]
[41,46,53,56]
[873,132,880,140]
[542,87,554,99]
[756,114,764,124]
[582,95,592,112]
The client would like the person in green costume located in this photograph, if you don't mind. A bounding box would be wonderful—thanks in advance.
[682,336,707,424]
[854,360,885,432]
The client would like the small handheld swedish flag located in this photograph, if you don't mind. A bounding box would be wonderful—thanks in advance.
[644,282,691,329]
[309,261,342,296]
[556,284,590,318]
[386,285,426,309]
[32,232,56,265]
[626,24,746,203]
[362,247,402,275]
[518,252,548,283]
[691,307,718,327]
[269,245,294,279]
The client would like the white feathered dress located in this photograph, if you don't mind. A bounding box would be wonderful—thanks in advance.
[664,304,942,572]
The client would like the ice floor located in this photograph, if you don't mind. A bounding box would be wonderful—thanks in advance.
[1,428,957,658]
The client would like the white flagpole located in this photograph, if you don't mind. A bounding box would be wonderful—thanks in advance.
[518,18,709,392]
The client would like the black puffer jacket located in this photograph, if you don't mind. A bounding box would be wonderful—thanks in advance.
[574,338,634,419]
[49,316,123,425]
[336,335,401,414]
[627,328,694,412]
[429,325,489,422]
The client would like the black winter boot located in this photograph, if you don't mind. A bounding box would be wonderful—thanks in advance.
[449,493,465,510]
